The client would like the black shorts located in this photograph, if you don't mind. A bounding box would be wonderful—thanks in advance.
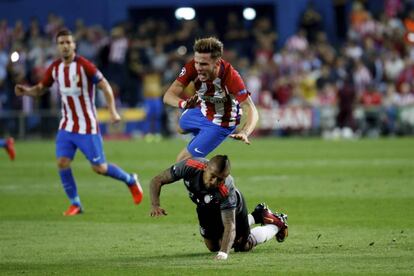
[196,191,250,250]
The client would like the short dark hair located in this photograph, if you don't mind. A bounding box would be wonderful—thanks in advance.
[55,28,73,42]
[193,37,223,59]
[209,155,230,174]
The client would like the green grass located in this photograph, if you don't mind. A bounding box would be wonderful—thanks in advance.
[1,137,414,275]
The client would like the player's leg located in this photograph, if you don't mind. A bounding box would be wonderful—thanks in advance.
[77,133,143,204]
[178,108,203,134]
[234,195,288,251]
[56,130,82,216]
[203,238,221,252]
[196,206,223,252]
[176,108,202,161]
[176,147,192,162]
[186,119,236,158]
[233,191,256,252]
[250,203,288,243]
[249,225,279,245]
[1,137,15,160]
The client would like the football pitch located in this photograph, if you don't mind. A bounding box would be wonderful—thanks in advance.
[1,137,413,275]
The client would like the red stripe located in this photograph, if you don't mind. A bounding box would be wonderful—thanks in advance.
[205,83,216,121]
[54,65,60,92]
[77,64,92,133]
[63,66,70,87]
[79,95,91,133]
[220,95,232,127]
[186,159,206,170]
[67,96,79,132]
[61,104,68,130]
[218,183,228,197]
[205,102,216,121]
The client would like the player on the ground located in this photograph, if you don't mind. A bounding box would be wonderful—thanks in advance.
[150,155,288,260]
[163,37,259,161]
[14,29,143,216]
[0,137,15,160]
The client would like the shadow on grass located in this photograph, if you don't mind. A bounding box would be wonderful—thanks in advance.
[0,251,216,272]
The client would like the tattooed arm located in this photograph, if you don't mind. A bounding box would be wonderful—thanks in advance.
[149,168,177,217]
[215,208,236,259]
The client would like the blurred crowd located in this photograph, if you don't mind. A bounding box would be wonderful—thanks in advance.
[1,0,414,137]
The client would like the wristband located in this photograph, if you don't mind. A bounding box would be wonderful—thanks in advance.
[178,100,186,109]
[216,251,228,260]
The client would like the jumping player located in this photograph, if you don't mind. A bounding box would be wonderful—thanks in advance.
[163,37,259,161]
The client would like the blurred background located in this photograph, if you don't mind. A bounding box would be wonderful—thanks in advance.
[1,0,414,140]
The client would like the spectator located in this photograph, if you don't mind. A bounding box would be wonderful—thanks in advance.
[300,2,323,43]
[395,81,414,106]
[224,12,250,56]
[353,59,372,94]
[359,83,383,136]
[336,75,357,132]
[285,29,309,52]
[124,48,144,107]
[0,19,11,49]
[384,49,405,81]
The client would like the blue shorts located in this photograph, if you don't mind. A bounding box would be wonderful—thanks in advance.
[179,108,236,157]
[56,130,106,165]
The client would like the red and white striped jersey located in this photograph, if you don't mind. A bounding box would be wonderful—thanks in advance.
[41,56,103,134]
[177,59,249,127]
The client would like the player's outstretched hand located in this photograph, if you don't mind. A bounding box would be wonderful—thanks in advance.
[150,206,167,217]
[229,132,250,145]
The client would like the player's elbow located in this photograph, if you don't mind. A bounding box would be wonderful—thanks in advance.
[162,93,171,105]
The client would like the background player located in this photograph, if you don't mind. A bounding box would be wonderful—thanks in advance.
[163,37,259,161]
[150,154,288,260]
[14,29,143,216]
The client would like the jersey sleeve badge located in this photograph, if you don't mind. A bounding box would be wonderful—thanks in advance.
[179,67,186,77]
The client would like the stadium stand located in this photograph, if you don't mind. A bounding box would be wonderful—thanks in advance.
[1,0,414,139]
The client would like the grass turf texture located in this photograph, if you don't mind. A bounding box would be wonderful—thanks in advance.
[1,137,413,275]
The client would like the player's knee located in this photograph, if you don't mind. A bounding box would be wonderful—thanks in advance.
[57,158,71,169]
[240,235,256,252]
[92,164,107,174]
[204,239,220,252]
[233,234,256,252]
[176,149,192,162]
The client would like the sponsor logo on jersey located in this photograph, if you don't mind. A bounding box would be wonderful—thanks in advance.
[200,95,228,104]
